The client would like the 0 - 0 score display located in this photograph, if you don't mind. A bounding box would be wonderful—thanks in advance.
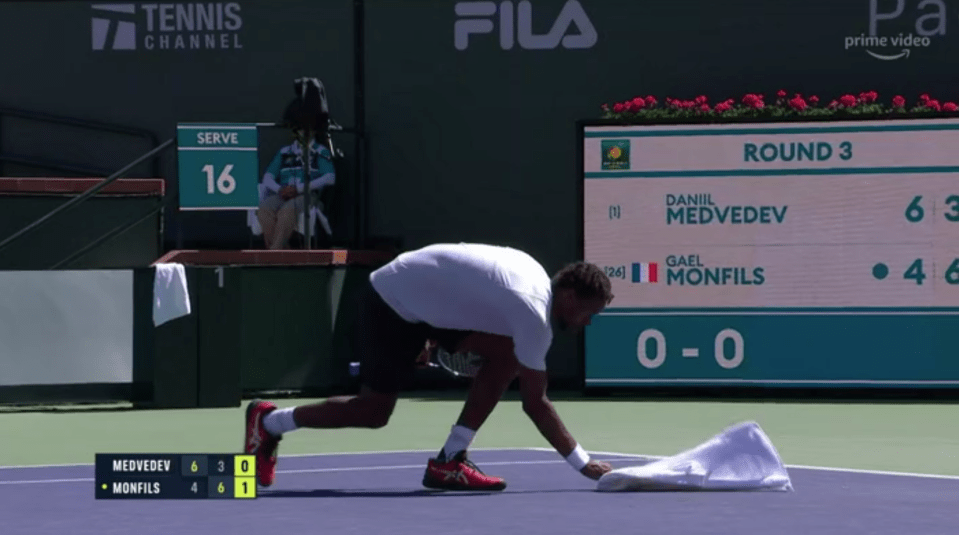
[635,327,745,371]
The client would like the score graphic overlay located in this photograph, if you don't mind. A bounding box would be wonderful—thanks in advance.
[95,454,256,499]
[176,123,261,211]
[581,118,959,388]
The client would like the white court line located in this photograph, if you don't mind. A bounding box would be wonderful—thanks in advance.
[0,478,93,485]
[577,449,959,481]
[0,456,641,486]
[276,457,640,476]
[5,447,959,482]
[0,447,512,470]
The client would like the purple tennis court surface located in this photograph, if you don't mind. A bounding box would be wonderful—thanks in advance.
[2,448,957,535]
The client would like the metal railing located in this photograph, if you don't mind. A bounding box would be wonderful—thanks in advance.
[0,139,175,260]
[0,105,162,178]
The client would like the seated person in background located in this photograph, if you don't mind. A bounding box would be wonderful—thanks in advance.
[256,130,335,249]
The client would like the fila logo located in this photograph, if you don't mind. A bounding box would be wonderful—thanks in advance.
[91,4,137,50]
[454,0,598,51]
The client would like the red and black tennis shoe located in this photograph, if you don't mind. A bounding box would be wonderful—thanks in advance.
[422,451,507,491]
[244,399,282,487]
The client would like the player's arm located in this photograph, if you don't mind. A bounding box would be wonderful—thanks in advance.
[518,365,611,480]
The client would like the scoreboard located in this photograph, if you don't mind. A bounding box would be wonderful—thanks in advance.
[581,118,959,389]
[95,454,256,499]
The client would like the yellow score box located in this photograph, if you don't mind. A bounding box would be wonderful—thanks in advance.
[234,455,255,477]
[234,476,256,498]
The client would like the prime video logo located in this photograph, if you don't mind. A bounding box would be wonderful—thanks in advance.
[843,0,948,60]
[91,3,243,51]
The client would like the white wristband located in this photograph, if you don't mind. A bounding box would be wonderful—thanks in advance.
[565,444,590,471]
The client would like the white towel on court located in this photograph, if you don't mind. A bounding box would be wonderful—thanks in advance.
[596,421,793,492]
[153,263,191,327]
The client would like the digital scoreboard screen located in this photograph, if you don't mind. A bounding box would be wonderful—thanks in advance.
[581,118,959,388]
[95,453,257,499]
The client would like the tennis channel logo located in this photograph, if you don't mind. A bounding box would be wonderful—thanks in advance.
[91,3,244,52]
[601,139,630,170]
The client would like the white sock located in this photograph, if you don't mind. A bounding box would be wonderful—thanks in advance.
[439,425,476,460]
[263,407,298,437]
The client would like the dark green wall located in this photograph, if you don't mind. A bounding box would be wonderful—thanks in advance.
[0,0,357,248]
[133,264,378,408]
[0,195,162,269]
[360,0,959,383]
[2,0,958,385]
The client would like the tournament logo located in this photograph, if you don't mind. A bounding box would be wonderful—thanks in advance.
[601,139,630,170]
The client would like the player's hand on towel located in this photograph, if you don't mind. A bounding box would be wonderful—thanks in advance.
[580,460,612,480]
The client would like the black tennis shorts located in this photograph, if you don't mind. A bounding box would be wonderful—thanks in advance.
[351,278,470,394]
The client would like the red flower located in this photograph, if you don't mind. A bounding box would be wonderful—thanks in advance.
[926,99,942,111]
[920,93,931,102]
[695,95,708,104]
[943,102,958,112]
[892,95,906,108]
[631,97,646,109]
[715,102,732,113]
[809,95,820,105]
[699,104,711,112]
[828,100,839,109]
[613,102,625,113]
[645,96,657,107]
[859,91,878,103]
[742,93,764,109]
[788,96,807,111]
[839,94,858,107]
[776,89,787,98]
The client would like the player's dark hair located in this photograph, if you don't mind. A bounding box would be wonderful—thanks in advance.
[552,262,614,304]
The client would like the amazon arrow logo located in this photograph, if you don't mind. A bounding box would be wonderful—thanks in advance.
[865,48,910,60]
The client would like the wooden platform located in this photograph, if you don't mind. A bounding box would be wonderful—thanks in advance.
[152,249,396,267]
[0,177,165,196]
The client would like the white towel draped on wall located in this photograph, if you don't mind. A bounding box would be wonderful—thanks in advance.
[153,263,192,327]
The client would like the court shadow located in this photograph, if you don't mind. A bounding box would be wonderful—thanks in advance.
[259,488,594,498]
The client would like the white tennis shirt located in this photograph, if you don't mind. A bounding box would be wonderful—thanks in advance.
[369,243,554,371]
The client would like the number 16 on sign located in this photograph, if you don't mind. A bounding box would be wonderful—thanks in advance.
[176,124,260,211]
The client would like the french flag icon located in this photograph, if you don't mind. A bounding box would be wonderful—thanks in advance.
[631,262,658,283]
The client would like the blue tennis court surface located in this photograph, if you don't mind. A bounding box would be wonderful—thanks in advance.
[2,448,957,535]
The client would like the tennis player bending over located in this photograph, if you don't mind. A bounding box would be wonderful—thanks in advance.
[244,242,615,490]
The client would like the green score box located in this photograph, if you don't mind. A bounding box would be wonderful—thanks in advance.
[177,123,260,211]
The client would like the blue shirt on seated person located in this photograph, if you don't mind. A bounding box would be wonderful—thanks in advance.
[256,135,336,249]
